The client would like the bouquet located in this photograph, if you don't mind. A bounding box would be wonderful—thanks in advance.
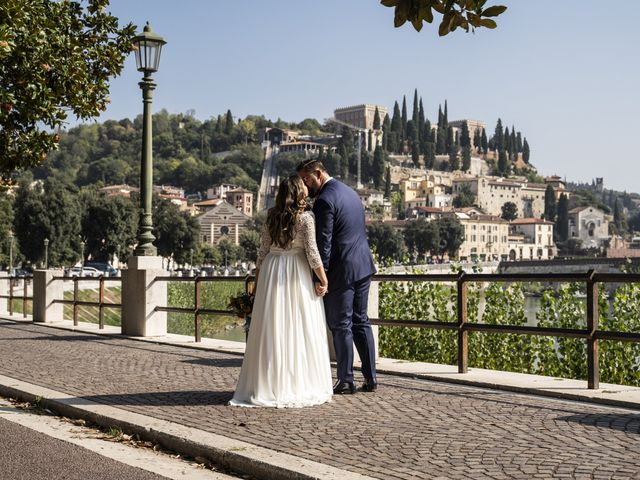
[228,292,254,318]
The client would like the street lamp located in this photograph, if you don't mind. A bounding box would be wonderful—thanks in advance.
[132,22,166,256]
[43,238,49,269]
[8,233,13,275]
[80,240,85,276]
[189,248,194,268]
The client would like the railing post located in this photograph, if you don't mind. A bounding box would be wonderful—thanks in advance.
[23,278,28,318]
[586,269,599,389]
[0,273,8,314]
[99,276,105,329]
[9,278,14,316]
[457,271,468,374]
[73,277,79,326]
[194,276,201,343]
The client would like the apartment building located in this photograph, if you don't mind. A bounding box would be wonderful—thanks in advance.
[508,218,556,260]
[452,176,548,218]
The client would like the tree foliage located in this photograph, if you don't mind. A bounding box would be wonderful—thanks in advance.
[501,201,518,221]
[367,222,407,262]
[0,0,135,181]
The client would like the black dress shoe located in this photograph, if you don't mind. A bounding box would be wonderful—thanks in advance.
[361,379,378,392]
[333,380,356,395]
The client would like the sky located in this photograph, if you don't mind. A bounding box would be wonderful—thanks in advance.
[93,0,640,193]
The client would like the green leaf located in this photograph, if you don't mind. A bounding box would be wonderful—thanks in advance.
[479,18,497,28]
[481,5,507,17]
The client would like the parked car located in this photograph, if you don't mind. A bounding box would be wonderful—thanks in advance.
[84,262,119,277]
[66,266,101,277]
[13,267,33,278]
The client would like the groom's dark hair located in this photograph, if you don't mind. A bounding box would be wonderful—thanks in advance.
[296,158,326,174]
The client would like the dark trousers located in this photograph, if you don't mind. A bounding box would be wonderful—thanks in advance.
[324,276,376,383]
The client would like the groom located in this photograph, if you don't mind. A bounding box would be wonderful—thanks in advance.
[297,159,377,394]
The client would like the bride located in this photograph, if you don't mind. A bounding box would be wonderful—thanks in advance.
[228,175,333,408]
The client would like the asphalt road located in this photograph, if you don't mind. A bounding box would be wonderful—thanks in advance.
[0,415,167,480]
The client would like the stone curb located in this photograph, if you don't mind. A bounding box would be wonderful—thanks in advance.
[0,375,374,480]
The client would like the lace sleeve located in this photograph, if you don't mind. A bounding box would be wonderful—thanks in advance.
[256,222,272,270]
[299,212,323,270]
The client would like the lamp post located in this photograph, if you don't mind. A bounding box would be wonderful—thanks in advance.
[189,248,194,268]
[80,240,85,276]
[8,233,13,276]
[132,22,166,256]
[43,238,49,269]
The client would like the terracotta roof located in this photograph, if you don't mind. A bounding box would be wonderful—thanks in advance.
[510,218,554,225]
[194,198,224,207]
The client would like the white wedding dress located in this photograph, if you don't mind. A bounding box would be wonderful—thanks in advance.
[229,211,333,408]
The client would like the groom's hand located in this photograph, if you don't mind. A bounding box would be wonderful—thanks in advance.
[315,283,328,297]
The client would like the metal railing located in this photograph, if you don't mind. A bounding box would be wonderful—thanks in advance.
[0,277,32,317]
[154,275,254,342]
[371,269,640,389]
[51,276,122,328]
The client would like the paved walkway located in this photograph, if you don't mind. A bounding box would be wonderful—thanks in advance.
[1,317,640,479]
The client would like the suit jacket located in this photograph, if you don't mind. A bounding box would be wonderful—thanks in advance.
[312,179,376,289]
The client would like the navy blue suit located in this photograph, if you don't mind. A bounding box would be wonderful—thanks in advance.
[313,178,377,384]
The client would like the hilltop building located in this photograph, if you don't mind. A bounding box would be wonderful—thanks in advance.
[568,206,610,250]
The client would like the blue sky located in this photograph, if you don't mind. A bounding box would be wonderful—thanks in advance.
[95,1,640,193]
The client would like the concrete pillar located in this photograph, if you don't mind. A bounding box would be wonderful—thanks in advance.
[121,256,167,337]
[0,274,8,314]
[33,269,63,323]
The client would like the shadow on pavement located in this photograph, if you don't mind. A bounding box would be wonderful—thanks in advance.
[558,412,640,434]
[180,357,243,368]
[75,390,234,407]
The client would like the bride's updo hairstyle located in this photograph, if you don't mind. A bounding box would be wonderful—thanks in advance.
[267,175,308,249]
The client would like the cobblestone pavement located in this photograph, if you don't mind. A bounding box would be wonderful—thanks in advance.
[1,319,639,480]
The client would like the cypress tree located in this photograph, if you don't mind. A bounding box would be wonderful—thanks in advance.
[460,122,470,148]
[497,150,508,176]
[412,89,419,126]
[494,118,504,151]
[473,128,480,152]
[436,126,447,155]
[556,193,569,241]
[462,146,471,171]
[516,132,523,152]
[373,107,381,130]
[382,114,391,151]
[367,130,373,152]
[424,142,436,169]
[390,102,402,153]
[407,120,419,166]
[481,128,488,154]
[443,99,448,125]
[215,114,223,133]
[544,184,557,221]
[523,138,530,163]
[504,126,511,153]
[224,109,234,134]
[437,105,443,129]
[449,144,459,171]
[372,145,385,188]
[614,198,627,233]
[446,126,454,152]
[510,127,517,154]
[384,166,391,198]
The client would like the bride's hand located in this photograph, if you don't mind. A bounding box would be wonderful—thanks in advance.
[315,283,328,297]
